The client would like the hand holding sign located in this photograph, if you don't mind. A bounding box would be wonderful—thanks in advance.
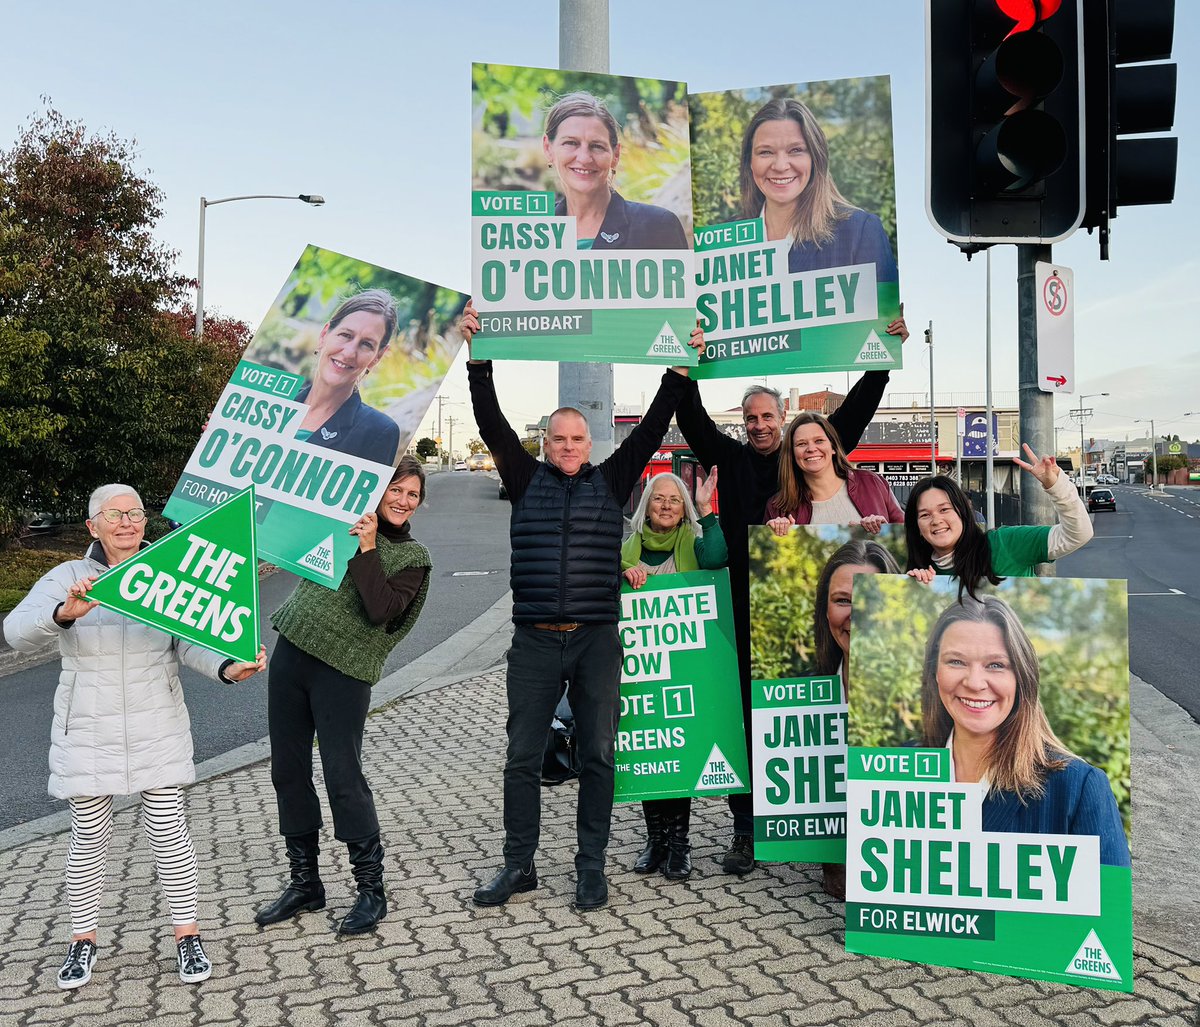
[56,576,101,624]
[857,514,887,535]
[224,644,268,683]
[350,512,378,552]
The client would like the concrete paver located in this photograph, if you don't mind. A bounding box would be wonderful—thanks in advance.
[0,647,1196,1025]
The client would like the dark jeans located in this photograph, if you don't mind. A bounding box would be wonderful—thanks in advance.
[268,635,379,843]
[503,624,623,872]
[644,797,691,821]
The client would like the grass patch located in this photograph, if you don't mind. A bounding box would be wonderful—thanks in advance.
[0,546,81,612]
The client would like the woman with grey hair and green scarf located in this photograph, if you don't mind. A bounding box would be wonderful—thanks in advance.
[620,467,725,879]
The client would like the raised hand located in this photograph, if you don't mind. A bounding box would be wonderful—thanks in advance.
[885,302,908,343]
[1013,442,1060,489]
[459,301,481,353]
[694,465,718,517]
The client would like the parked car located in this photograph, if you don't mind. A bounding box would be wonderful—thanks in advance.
[1088,488,1117,512]
[498,481,508,500]
[454,460,467,471]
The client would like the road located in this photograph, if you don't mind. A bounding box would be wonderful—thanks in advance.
[0,469,512,831]
[1058,484,1200,722]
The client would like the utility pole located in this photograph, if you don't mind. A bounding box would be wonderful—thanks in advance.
[1017,245,1056,528]
[924,322,936,469]
[435,394,446,469]
[558,0,615,461]
[447,415,458,467]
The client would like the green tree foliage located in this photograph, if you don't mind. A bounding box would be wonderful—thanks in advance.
[0,108,249,534]
[849,576,1131,833]
[415,437,438,460]
[467,438,488,456]
[690,78,898,249]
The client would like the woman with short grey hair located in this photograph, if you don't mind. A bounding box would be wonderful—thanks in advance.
[4,484,265,991]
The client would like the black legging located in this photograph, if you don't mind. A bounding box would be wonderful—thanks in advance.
[268,635,378,842]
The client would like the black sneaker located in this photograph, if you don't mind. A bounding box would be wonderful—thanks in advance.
[720,834,756,876]
[57,938,98,990]
[176,934,212,984]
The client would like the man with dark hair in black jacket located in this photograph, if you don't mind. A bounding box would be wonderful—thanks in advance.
[460,303,698,912]
[675,314,908,878]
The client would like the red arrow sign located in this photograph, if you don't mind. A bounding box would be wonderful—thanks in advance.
[1045,375,1067,388]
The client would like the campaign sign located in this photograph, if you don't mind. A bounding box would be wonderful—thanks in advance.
[747,525,908,862]
[615,570,748,802]
[688,76,902,379]
[164,245,466,588]
[88,488,260,663]
[752,674,849,862]
[470,63,697,366]
[844,575,1133,990]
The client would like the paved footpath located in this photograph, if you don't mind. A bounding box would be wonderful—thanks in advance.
[0,624,1197,1024]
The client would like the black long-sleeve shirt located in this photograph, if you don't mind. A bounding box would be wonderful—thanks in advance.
[468,361,690,506]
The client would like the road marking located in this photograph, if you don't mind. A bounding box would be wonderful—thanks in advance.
[1128,589,1186,596]
[452,570,495,577]
[1091,536,1134,539]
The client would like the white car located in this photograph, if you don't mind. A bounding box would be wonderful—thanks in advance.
[454,460,467,471]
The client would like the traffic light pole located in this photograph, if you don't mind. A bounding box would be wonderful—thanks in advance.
[1017,244,1057,530]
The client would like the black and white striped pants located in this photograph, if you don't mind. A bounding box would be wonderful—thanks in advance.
[66,788,198,934]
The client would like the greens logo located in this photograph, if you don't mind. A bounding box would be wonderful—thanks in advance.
[1065,930,1121,982]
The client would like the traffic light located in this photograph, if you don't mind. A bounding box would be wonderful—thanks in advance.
[927,0,1085,253]
[1081,0,1178,258]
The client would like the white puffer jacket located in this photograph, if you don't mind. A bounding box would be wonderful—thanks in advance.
[3,542,228,799]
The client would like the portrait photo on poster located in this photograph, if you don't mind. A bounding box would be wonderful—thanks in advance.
[470,62,697,364]
[689,76,901,378]
[843,573,1133,991]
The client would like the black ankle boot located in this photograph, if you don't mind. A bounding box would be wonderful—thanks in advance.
[633,802,668,874]
[337,835,386,935]
[663,803,692,880]
[255,831,326,926]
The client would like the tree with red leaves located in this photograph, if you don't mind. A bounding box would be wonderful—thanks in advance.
[0,107,250,535]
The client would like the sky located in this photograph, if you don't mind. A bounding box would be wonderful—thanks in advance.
[3,0,1196,452]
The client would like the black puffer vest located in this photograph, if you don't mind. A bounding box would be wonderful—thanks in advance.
[510,462,624,624]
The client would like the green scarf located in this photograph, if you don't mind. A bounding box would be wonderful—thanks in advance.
[621,523,700,573]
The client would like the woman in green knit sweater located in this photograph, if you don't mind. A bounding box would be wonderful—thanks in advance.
[255,457,432,935]
[620,468,725,879]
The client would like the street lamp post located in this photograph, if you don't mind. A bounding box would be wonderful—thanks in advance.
[196,193,325,338]
[924,322,936,469]
[1135,418,1159,489]
[1074,392,1108,499]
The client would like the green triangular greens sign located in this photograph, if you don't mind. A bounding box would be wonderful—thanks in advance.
[89,487,260,662]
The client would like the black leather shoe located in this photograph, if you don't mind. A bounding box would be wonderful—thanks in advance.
[255,832,326,926]
[473,863,537,906]
[663,804,692,880]
[632,802,668,874]
[720,834,755,876]
[574,868,608,910]
[337,835,387,935]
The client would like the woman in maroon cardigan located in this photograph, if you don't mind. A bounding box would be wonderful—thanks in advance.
[765,412,903,534]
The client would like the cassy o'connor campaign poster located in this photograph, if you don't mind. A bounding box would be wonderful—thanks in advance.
[165,246,466,587]
[748,525,907,863]
[615,570,748,803]
[688,77,902,379]
[470,63,698,366]
[844,575,1133,991]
